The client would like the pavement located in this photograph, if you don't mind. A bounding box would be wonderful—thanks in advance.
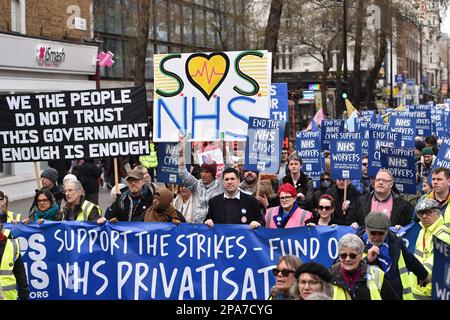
[8,186,113,218]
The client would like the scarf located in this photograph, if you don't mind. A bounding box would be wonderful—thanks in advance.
[363,233,392,273]
[34,203,60,221]
[340,266,362,290]
[273,201,299,228]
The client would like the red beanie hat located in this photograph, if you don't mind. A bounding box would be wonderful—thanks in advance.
[277,183,297,197]
[200,161,217,177]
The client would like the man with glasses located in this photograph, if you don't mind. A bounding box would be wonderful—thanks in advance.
[353,155,371,194]
[348,169,413,228]
[356,211,429,300]
[412,199,450,299]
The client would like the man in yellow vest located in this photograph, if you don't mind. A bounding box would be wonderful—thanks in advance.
[139,141,158,181]
[357,211,430,300]
[61,181,102,222]
[412,199,450,299]
[0,221,29,300]
[0,191,22,223]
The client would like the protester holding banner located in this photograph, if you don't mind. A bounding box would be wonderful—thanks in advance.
[61,180,102,222]
[178,134,223,224]
[103,168,153,222]
[412,199,450,299]
[0,191,21,223]
[347,169,413,228]
[357,212,430,300]
[0,221,29,300]
[23,189,61,224]
[329,233,399,300]
[144,188,185,224]
[282,153,314,211]
[264,183,312,228]
[268,255,302,300]
[325,179,361,225]
[172,185,194,223]
[290,262,333,300]
[306,194,344,226]
[204,167,263,229]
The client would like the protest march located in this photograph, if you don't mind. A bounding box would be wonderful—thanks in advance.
[0,49,449,302]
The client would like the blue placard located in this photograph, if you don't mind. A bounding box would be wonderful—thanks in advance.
[359,122,390,156]
[270,83,288,122]
[408,105,432,136]
[320,119,344,151]
[156,142,186,184]
[295,130,322,186]
[360,110,376,124]
[389,115,416,149]
[244,117,285,173]
[367,129,402,177]
[330,132,362,180]
[431,137,450,171]
[432,237,450,300]
[380,147,416,194]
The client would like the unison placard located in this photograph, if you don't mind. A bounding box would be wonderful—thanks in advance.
[0,87,149,162]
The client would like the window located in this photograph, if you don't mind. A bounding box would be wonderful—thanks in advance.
[145,43,155,80]
[105,0,123,34]
[183,5,193,45]
[194,9,205,47]
[156,0,169,41]
[11,0,25,33]
[206,11,218,48]
[169,2,182,44]
[100,38,124,78]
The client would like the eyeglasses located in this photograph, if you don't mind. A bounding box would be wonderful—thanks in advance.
[318,205,332,211]
[37,199,50,203]
[339,253,359,260]
[375,178,392,183]
[279,196,293,201]
[362,163,368,166]
[369,230,386,236]
[272,268,295,277]
[417,210,434,217]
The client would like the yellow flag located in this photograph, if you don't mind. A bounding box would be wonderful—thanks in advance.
[345,99,357,116]
[395,105,406,111]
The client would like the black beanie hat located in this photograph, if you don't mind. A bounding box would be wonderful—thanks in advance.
[295,262,332,282]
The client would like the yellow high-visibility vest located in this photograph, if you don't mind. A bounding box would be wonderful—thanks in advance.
[0,239,20,300]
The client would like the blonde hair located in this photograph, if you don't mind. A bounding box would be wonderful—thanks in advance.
[258,179,276,199]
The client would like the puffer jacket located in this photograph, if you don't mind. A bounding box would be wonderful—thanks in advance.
[179,165,223,223]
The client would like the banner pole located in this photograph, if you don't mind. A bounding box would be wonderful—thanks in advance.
[34,162,41,189]
[343,179,348,214]
[114,158,119,195]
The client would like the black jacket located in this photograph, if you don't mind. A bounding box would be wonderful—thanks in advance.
[205,192,265,225]
[325,184,361,225]
[347,191,413,227]
[72,160,102,195]
[356,228,429,299]
[0,237,29,300]
[330,261,399,300]
[282,172,314,211]
[109,185,153,221]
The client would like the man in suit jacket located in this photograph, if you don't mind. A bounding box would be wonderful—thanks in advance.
[204,167,265,229]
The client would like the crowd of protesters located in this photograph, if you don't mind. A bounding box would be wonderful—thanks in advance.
[1,132,450,300]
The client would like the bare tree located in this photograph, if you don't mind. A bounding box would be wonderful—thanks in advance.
[264,0,284,70]
[133,0,151,87]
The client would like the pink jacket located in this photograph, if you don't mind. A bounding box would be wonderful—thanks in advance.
[265,206,313,229]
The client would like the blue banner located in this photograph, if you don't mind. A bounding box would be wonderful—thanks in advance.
[330,132,362,180]
[367,129,401,177]
[156,142,186,184]
[432,237,450,300]
[7,222,355,300]
[320,119,344,151]
[359,122,390,156]
[295,130,322,187]
[431,137,450,171]
[244,117,285,173]
[408,106,432,136]
[270,83,288,122]
[380,147,416,194]
[389,116,416,149]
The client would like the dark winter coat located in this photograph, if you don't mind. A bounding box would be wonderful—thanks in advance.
[282,172,314,211]
[108,185,153,222]
[325,184,361,225]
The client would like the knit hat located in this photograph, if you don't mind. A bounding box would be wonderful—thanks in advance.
[365,211,390,232]
[200,161,217,177]
[421,147,433,156]
[295,262,332,282]
[414,139,426,151]
[41,168,58,183]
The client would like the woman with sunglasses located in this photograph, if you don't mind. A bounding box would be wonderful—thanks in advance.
[329,233,399,300]
[23,189,61,224]
[264,183,313,228]
[268,255,302,300]
[306,194,345,226]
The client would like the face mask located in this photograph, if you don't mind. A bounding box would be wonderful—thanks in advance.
[321,180,331,188]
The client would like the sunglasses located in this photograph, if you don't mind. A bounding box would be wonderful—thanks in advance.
[417,210,434,216]
[369,230,386,236]
[272,268,295,277]
[362,163,368,166]
[318,205,332,211]
[279,196,293,201]
[339,253,359,260]
[320,178,331,181]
